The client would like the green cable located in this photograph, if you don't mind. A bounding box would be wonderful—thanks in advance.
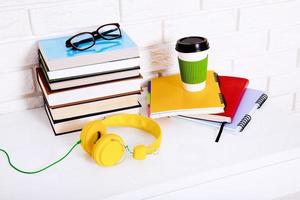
[0,140,81,174]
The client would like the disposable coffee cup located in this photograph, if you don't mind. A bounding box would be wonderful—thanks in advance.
[175,36,209,92]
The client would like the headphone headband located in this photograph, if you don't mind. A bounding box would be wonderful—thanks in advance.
[102,114,162,159]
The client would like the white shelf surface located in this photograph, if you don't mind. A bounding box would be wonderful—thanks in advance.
[0,97,300,200]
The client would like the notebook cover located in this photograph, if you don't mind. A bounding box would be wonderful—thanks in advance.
[181,76,249,122]
[177,88,268,132]
[150,71,225,118]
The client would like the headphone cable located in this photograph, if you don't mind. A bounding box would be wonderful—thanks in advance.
[0,140,81,174]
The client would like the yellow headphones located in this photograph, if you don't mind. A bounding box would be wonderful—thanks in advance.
[80,114,162,166]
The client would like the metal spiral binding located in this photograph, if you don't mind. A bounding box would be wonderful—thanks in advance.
[255,94,268,109]
[237,114,251,132]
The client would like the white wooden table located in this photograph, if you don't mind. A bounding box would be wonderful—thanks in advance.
[1,96,300,200]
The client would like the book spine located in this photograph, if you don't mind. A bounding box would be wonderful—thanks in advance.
[219,93,226,107]
[213,72,226,107]
[255,93,268,109]
[237,114,251,132]
[213,72,220,84]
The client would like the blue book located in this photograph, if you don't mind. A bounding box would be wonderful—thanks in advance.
[176,88,268,133]
[38,30,139,71]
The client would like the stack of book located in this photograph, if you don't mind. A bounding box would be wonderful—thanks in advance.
[37,31,142,135]
[147,71,268,139]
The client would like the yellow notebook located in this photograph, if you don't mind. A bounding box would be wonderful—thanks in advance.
[150,71,225,118]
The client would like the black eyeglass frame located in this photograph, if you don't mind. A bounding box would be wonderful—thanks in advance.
[65,23,122,51]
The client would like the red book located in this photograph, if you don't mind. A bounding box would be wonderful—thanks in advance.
[180,76,249,122]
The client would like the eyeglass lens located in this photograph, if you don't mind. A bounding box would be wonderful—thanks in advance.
[70,33,95,50]
[98,24,121,40]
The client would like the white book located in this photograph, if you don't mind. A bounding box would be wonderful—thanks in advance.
[45,103,141,135]
[49,93,140,120]
[47,68,140,90]
[39,52,140,81]
[37,68,142,108]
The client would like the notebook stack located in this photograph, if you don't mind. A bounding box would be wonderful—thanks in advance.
[176,76,268,133]
[147,72,268,136]
[37,30,142,135]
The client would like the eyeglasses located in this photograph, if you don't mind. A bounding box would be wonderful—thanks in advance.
[65,23,122,51]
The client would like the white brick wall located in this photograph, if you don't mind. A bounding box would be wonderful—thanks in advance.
[239,1,300,31]
[0,39,37,72]
[232,50,298,78]
[269,69,300,96]
[0,69,35,102]
[123,21,163,47]
[163,9,237,43]
[30,0,119,35]
[202,0,268,10]
[120,0,200,22]
[0,0,299,114]
[295,92,300,112]
[0,9,31,39]
[269,24,300,50]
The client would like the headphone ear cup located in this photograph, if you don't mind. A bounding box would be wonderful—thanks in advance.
[80,120,107,155]
[92,134,125,166]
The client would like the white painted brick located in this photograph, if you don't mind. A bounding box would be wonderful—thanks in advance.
[264,94,293,113]
[295,92,300,112]
[208,55,233,75]
[0,0,56,7]
[269,24,300,50]
[123,21,162,47]
[202,0,267,10]
[121,0,200,22]
[0,0,85,8]
[0,95,43,115]
[248,76,268,91]
[163,9,237,43]
[269,69,300,96]
[140,43,233,74]
[140,44,175,72]
[298,49,300,68]
[0,40,37,72]
[233,50,298,78]
[30,0,119,35]
[0,69,35,102]
[239,1,300,30]
[209,31,268,59]
[31,65,41,93]
[0,9,31,40]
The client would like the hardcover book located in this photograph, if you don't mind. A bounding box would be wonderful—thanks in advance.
[45,102,141,135]
[38,51,140,83]
[37,68,142,108]
[180,76,249,123]
[38,30,139,70]
[48,93,140,120]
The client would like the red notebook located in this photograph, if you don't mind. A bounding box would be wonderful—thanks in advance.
[180,76,249,123]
